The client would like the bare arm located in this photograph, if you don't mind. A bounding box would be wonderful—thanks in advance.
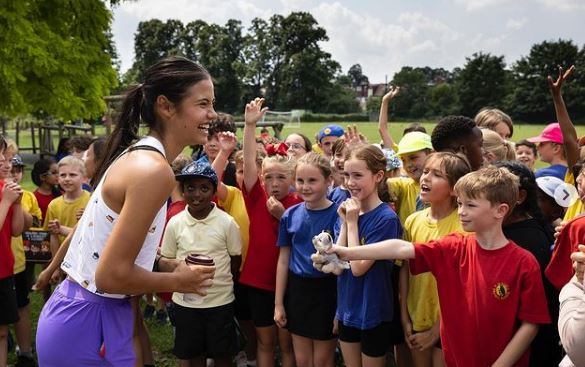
[378,86,400,149]
[212,131,237,201]
[399,262,414,348]
[347,218,376,277]
[95,155,214,295]
[243,98,268,192]
[330,238,415,261]
[274,247,291,328]
[549,66,579,169]
[10,202,24,237]
[491,322,538,367]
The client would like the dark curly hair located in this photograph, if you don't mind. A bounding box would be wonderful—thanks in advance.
[208,113,237,137]
[494,161,546,225]
[431,115,477,152]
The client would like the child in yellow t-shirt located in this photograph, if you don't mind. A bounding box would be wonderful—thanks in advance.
[44,156,90,256]
[400,152,471,366]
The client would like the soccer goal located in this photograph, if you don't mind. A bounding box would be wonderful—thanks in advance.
[262,110,301,128]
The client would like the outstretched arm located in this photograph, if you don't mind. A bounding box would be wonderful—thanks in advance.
[243,98,268,192]
[378,86,400,149]
[549,65,579,170]
[330,238,415,261]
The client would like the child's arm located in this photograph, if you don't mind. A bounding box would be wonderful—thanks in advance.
[0,181,23,231]
[11,200,25,237]
[549,65,580,169]
[491,321,538,367]
[274,247,290,328]
[399,262,414,349]
[330,238,415,261]
[212,131,237,202]
[335,203,348,246]
[33,224,77,290]
[243,98,268,192]
[345,198,376,277]
[378,86,400,149]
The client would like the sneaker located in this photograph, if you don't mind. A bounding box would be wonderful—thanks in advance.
[15,354,38,367]
[143,304,155,319]
[234,351,248,367]
[156,309,168,323]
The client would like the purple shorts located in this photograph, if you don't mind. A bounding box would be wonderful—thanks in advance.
[36,278,134,367]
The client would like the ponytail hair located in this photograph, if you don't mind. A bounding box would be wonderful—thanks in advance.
[481,128,515,162]
[94,56,211,184]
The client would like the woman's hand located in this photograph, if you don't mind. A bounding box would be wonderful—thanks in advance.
[173,261,215,295]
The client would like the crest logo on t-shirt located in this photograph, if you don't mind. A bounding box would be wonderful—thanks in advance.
[492,282,510,300]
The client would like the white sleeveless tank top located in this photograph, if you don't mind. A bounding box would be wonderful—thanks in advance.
[61,136,167,298]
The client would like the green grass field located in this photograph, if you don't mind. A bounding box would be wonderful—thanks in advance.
[6,120,585,366]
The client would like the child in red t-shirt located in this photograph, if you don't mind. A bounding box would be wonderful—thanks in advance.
[240,98,302,367]
[330,167,550,367]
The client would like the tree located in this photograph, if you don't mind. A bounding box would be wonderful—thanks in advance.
[0,0,117,119]
[321,75,361,113]
[508,39,585,121]
[242,18,272,100]
[456,52,511,117]
[348,64,369,88]
[391,67,428,118]
[427,83,460,117]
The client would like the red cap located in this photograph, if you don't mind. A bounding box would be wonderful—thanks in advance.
[527,123,563,144]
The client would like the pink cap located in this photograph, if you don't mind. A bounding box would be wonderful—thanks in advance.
[527,123,563,144]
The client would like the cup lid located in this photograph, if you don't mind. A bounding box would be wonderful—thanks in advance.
[185,254,214,265]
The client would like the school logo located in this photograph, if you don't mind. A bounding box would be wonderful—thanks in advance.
[492,282,510,300]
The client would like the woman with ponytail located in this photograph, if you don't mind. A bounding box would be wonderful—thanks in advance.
[36,56,217,367]
[481,128,515,164]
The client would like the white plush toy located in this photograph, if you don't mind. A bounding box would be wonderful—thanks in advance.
[310,231,350,275]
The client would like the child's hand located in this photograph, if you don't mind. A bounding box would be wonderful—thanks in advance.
[345,198,360,223]
[174,260,215,295]
[571,244,585,284]
[401,316,415,349]
[548,65,575,97]
[327,244,350,261]
[554,222,566,243]
[76,207,85,221]
[382,85,400,102]
[337,201,347,221]
[344,125,367,148]
[245,97,268,127]
[1,181,22,204]
[48,219,61,235]
[408,324,440,352]
[267,196,285,220]
[217,131,238,154]
[274,304,287,328]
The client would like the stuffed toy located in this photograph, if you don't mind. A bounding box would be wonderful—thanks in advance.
[310,231,350,275]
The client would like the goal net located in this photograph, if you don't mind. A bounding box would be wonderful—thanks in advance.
[262,110,301,128]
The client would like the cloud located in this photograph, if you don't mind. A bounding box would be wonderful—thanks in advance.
[506,17,528,30]
[454,0,511,11]
[537,0,585,10]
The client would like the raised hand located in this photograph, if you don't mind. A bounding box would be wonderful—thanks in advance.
[217,131,238,154]
[245,97,268,127]
[382,85,401,102]
[548,65,575,97]
[344,124,367,148]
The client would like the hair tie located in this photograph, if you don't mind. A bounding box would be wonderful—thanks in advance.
[265,143,289,157]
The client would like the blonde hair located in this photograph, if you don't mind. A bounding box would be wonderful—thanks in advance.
[235,149,265,168]
[296,152,332,178]
[475,108,514,137]
[262,154,296,175]
[4,138,18,156]
[424,152,472,189]
[454,166,519,212]
[58,156,86,176]
[481,128,515,162]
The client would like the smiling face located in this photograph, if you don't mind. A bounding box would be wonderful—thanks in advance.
[0,150,14,180]
[262,161,293,201]
[400,150,429,182]
[343,158,383,202]
[285,134,308,159]
[295,163,330,206]
[182,177,215,219]
[419,157,453,204]
[515,145,536,170]
[171,78,217,146]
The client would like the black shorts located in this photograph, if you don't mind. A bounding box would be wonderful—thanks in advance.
[173,302,237,359]
[234,281,251,321]
[243,285,275,328]
[286,272,336,340]
[0,276,19,325]
[338,321,392,358]
[14,270,30,308]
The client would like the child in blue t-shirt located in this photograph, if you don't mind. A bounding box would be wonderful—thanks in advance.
[335,145,402,366]
[275,152,339,367]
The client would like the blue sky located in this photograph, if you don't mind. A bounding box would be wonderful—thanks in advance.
[111,0,585,82]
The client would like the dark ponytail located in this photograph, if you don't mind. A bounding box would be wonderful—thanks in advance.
[94,56,210,184]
